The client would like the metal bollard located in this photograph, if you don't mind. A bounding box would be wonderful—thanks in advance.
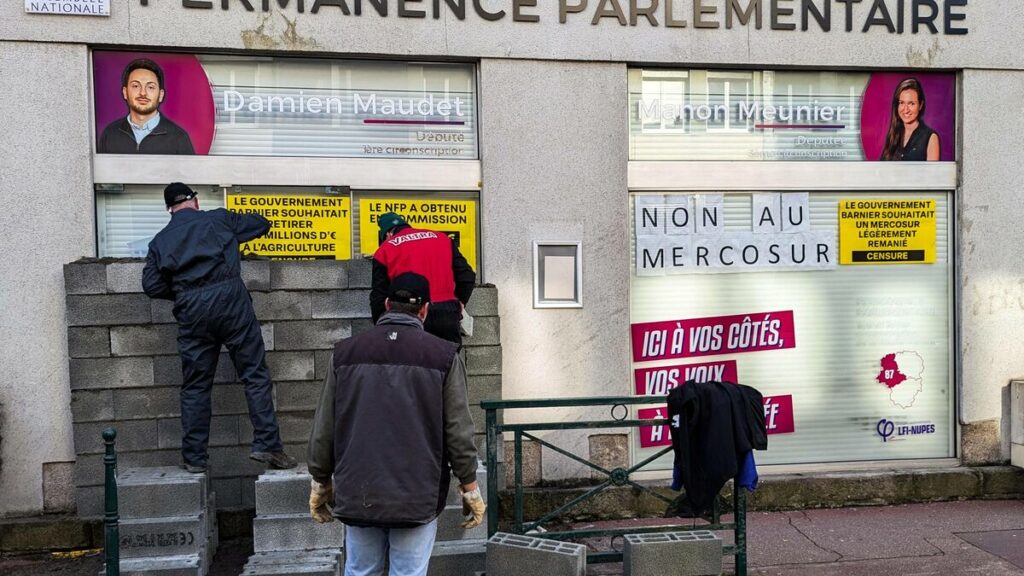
[103,428,119,576]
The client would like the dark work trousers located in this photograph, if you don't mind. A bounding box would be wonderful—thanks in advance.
[175,279,283,465]
[424,299,463,345]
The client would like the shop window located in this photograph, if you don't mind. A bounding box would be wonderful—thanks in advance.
[629,191,954,468]
[95,185,225,258]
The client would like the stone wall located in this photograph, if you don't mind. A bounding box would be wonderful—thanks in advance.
[64,258,501,517]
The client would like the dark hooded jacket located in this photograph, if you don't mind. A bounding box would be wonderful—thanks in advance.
[667,380,767,516]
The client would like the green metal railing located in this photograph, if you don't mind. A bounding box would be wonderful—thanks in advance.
[103,428,120,576]
[482,396,747,575]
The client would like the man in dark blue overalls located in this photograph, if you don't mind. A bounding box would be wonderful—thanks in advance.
[143,183,296,473]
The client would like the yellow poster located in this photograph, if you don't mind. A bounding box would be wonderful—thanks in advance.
[839,199,936,265]
[359,198,477,271]
[226,194,351,260]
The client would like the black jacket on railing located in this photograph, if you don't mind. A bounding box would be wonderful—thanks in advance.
[667,380,767,516]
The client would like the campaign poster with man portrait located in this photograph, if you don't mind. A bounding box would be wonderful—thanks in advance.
[93,51,215,155]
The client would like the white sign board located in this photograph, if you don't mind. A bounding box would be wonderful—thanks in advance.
[25,0,109,16]
[635,193,837,275]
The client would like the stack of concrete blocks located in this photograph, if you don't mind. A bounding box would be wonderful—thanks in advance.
[105,467,216,575]
[243,465,344,575]
[241,463,489,575]
[485,532,587,576]
[64,258,501,518]
[623,530,723,576]
[426,462,490,576]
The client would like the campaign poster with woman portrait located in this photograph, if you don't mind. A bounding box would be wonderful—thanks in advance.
[860,73,956,162]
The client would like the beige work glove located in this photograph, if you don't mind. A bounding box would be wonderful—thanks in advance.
[309,478,334,524]
[461,486,486,529]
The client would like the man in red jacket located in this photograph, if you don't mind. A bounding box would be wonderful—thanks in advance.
[370,212,475,345]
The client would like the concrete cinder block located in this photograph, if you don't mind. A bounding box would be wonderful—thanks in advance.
[242,549,341,575]
[211,385,249,415]
[623,530,723,576]
[467,375,501,406]
[255,466,313,516]
[252,291,312,321]
[107,262,146,293]
[107,554,203,576]
[252,513,345,553]
[118,514,207,558]
[428,540,486,576]
[277,381,323,412]
[152,299,177,323]
[486,532,586,576]
[465,286,497,317]
[75,485,104,517]
[65,261,108,294]
[115,387,180,420]
[313,350,333,380]
[277,412,315,444]
[270,260,347,291]
[463,315,500,346]
[70,357,154,390]
[262,323,274,352]
[345,258,372,288]
[350,318,374,336]
[436,504,487,541]
[274,320,352,351]
[207,492,219,554]
[66,293,152,326]
[111,325,179,357]
[311,290,371,320]
[212,477,242,509]
[73,420,159,455]
[214,353,238,384]
[118,467,208,520]
[158,415,239,449]
[207,445,267,478]
[242,260,271,291]
[71,389,115,423]
[266,351,315,381]
[153,356,184,387]
[67,326,111,358]
[465,346,501,376]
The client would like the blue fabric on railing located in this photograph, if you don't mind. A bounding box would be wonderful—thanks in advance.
[738,450,758,491]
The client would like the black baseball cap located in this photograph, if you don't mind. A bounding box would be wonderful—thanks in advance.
[164,182,197,208]
[387,272,430,306]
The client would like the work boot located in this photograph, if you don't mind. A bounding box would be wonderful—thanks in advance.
[181,461,207,474]
[250,451,297,469]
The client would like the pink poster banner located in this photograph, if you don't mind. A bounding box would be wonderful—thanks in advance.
[633,360,739,396]
[631,311,795,362]
[638,393,797,448]
[764,394,796,435]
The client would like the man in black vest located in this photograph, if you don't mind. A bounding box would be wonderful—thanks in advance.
[142,182,295,473]
[307,272,485,576]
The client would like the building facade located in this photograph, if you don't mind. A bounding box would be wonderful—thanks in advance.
[1,1,1021,516]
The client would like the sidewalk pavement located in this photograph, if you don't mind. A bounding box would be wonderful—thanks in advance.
[746,499,1024,575]
[576,499,1024,575]
[3,500,1024,575]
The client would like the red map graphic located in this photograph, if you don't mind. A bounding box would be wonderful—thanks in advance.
[876,353,908,389]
